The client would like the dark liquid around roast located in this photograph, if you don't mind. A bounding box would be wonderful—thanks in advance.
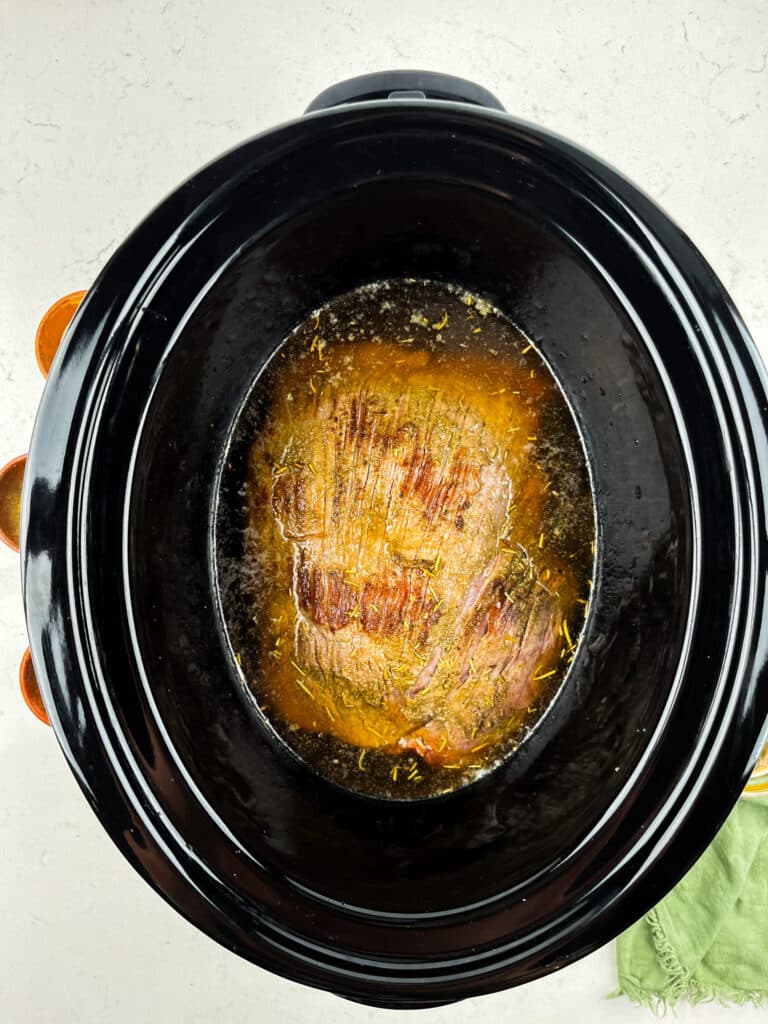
[216,280,595,799]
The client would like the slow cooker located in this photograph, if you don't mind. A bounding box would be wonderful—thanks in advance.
[3,71,768,1008]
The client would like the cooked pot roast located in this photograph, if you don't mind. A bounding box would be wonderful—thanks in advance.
[242,281,593,795]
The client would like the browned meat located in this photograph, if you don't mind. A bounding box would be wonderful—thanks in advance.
[247,337,581,768]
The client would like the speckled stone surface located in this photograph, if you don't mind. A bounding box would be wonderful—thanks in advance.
[2,2,766,1021]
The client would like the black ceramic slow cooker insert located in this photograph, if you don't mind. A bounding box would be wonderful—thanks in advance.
[19,72,768,1008]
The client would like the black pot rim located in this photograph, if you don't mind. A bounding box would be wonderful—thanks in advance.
[21,95,768,1008]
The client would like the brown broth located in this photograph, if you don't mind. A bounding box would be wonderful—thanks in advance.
[219,279,595,798]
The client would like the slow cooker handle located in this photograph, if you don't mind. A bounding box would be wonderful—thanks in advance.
[305,70,506,113]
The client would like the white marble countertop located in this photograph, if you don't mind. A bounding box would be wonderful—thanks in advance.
[2,1,766,1021]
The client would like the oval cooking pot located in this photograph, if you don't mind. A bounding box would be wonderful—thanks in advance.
[18,72,768,1008]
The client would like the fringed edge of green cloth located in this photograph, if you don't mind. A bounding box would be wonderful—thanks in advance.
[610,980,768,1015]
[611,908,768,1014]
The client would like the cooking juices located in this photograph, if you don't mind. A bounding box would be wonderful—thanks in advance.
[218,280,595,798]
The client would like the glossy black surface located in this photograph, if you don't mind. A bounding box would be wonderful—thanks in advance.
[305,69,506,112]
[21,85,768,1007]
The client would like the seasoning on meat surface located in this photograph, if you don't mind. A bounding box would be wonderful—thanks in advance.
[226,279,594,798]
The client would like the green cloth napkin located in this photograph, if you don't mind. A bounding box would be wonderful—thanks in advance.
[615,795,768,1011]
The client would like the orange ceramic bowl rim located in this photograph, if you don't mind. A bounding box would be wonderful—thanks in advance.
[0,453,27,553]
[19,648,49,725]
[34,290,87,378]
